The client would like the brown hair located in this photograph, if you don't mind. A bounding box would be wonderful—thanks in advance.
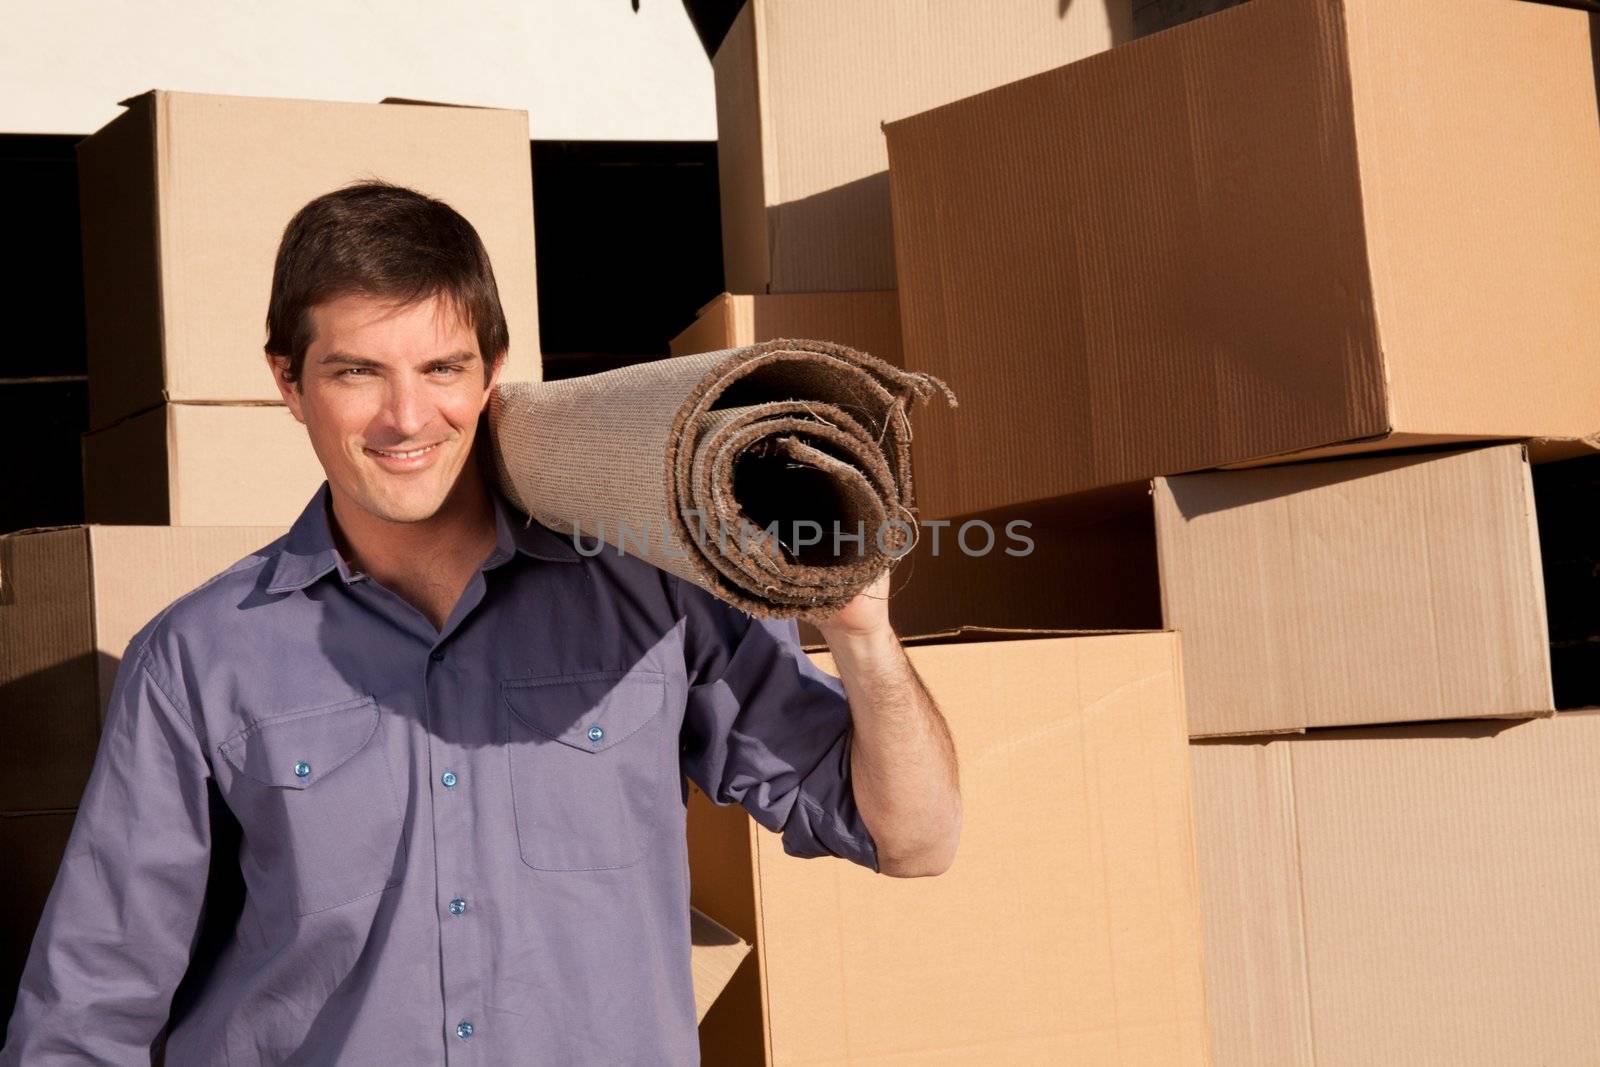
[264,180,510,386]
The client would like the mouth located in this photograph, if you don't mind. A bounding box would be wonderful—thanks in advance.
[363,441,445,471]
[366,443,441,459]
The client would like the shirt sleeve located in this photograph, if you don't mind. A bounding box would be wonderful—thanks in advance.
[1,645,214,1065]
[674,577,880,874]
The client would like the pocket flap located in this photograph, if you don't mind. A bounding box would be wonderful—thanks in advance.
[503,670,665,754]
[219,696,380,788]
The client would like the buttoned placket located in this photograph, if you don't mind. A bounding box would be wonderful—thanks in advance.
[346,546,508,1063]
[424,560,502,1065]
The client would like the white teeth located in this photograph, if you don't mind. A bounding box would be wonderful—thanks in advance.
[371,444,437,459]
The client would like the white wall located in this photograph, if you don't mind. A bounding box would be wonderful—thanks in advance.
[0,0,717,139]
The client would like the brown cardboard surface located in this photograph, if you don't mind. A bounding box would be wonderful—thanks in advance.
[1191,711,1600,1065]
[689,907,751,1023]
[669,291,902,367]
[715,0,1126,293]
[0,525,283,812]
[1155,444,1553,736]
[885,0,1600,519]
[77,90,541,429]
[876,490,1161,640]
[691,631,1209,1063]
[83,403,325,526]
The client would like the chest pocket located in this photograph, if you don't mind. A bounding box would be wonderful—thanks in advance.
[503,670,667,872]
[218,695,408,915]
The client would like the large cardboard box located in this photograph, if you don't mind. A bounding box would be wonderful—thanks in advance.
[886,0,1600,519]
[0,525,284,812]
[670,291,901,366]
[1156,443,1554,737]
[1191,712,1600,1065]
[715,0,1126,293]
[83,404,324,526]
[691,630,1210,1064]
[77,90,542,430]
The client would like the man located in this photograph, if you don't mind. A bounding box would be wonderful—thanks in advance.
[2,181,960,1064]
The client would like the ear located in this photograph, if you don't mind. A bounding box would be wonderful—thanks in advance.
[479,351,506,411]
[265,353,307,425]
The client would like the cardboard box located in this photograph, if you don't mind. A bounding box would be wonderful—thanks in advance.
[1191,711,1600,1065]
[83,404,324,526]
[0,525,284,812]
[691,629,1210,1063]
[886,0,1600,518]
[1155,443,1554,737]
[715,0,1126,293]
[77,89,542,430]
[669,291,901,366]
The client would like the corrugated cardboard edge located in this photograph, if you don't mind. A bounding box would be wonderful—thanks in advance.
[689,906,753,1023]
[668,293,737,357]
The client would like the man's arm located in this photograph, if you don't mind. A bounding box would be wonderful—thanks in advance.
[2,647,214,1064]
[813,571,962,879]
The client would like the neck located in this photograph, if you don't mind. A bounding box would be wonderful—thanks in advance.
[327,456,499,588]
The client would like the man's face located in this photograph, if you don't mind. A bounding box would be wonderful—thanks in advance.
[269,291,503,526]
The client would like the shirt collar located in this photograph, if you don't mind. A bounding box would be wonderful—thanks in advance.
[265,482,579,595]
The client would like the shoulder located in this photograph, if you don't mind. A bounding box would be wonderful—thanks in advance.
[124,532,290,685]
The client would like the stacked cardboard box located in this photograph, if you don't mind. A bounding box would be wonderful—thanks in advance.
[869,0,1600,1059]
[75,90,543,525]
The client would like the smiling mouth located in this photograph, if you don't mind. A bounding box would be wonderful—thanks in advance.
[365,443,442,459]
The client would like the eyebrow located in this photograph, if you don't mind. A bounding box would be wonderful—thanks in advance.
[320,350,480,368]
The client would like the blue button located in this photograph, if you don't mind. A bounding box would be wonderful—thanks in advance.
[441,771,458,788]
[293,761,311,779]
[587,725,604,743]
[449,897,467,916]
[430,649,445,662]
[456,1020,474,1040]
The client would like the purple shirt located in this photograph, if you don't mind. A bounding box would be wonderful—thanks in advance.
[3,483,878,1065]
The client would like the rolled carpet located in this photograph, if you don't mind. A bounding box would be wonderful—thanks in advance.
[488,338,954,621]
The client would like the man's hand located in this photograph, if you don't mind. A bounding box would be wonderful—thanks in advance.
[812,569,893,642]
[814,568,961,878]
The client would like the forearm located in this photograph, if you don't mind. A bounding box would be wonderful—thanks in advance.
[825,626,961,878]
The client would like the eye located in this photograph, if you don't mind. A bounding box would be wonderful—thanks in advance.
[430,364,465,377]
[338,367,373,378]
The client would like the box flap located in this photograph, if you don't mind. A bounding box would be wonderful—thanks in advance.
[690,906,752,1022]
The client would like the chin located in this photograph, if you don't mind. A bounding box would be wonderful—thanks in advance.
[348,481,449,525]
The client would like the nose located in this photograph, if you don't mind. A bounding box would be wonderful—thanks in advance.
[377,375,431,441]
